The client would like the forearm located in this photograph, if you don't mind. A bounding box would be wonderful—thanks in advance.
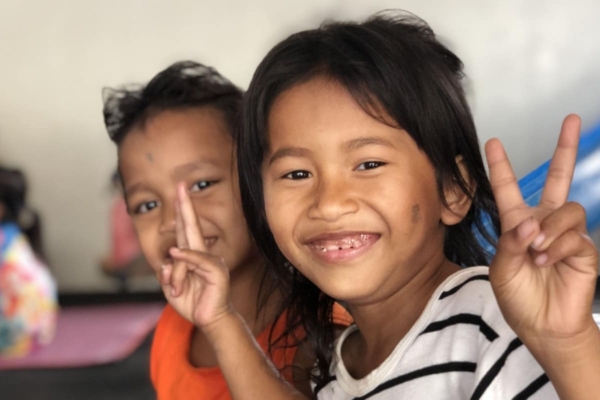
[525,321,600,400]
[205,312,309,400]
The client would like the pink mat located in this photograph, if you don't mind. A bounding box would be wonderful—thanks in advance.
[0,303,164,370]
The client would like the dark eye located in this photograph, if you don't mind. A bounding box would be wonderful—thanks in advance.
[190,181,214,192]
[356,161,386,171]
[283,170,312,180]
[135,201,158,214]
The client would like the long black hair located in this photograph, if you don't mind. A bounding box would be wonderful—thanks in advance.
[238,12,501,385]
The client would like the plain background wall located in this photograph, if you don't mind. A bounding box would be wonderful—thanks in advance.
[0,0,599,291]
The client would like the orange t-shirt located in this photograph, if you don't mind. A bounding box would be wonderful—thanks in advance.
[151,304,351,400]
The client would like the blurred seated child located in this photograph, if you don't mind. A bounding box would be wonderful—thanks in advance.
[0,166,58,357]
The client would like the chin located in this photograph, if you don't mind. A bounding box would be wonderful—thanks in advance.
[311,271,379,303]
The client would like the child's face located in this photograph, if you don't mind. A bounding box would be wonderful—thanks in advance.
[263,77,448,303]
[119,108,257,274]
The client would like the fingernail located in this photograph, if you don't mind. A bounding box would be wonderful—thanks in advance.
[518,218,535,239]
[531,233,545,249]
[170,247,181,254]
[534,253,548,266]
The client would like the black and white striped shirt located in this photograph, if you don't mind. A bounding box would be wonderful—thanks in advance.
[315,267,558,399]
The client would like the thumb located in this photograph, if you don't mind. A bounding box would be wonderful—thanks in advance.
[491,217,541,281]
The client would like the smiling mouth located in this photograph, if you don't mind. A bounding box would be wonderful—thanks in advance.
[306,232,380,263]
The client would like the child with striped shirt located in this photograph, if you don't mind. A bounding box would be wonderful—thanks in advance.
[162,12,600,399]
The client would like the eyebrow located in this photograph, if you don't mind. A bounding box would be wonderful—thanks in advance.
[342,136,397,152]
[268,136,395,166]
[268,146,312,165]
[124,159,220,198]
[124,182,151,199]
[172,159,219,178]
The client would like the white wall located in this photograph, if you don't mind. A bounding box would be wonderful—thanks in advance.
[0,0,599,291]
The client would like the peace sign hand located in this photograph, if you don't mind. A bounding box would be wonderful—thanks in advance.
[159,183,233,330]
[487,114,599,342]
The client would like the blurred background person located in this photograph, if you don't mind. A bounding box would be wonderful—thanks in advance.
[0,166,58,357]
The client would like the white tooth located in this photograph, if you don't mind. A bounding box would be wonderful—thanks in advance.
[325,244,338,251]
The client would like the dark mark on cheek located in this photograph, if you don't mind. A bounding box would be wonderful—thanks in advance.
[146,153,154,163]
[411,204,420,223]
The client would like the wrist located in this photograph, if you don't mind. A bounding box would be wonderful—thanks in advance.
[522,318,600,372]
[201,308,242,344]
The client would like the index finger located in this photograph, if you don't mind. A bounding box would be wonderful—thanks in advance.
[177,182,208,252]
[539,114,581,209]
[485,138,527,229]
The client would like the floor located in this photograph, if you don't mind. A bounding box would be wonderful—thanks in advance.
[0,292,162,400]
[0,333,155,400]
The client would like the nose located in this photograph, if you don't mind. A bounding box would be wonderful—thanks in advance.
[307,173,359,222]
[159,200,176,234]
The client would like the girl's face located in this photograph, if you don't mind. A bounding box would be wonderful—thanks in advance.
[263,77,451,304]
[119,107,258,274]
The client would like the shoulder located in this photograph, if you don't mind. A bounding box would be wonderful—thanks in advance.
[152,304,193,350]
[150,304,194,382]
[432,266,505,329]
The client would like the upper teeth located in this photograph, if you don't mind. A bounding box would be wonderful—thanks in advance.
[313,236,371,252]
[319,243,356,252]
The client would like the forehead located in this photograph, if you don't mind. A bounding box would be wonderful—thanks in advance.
[267,77,400,150]
[269,78,357,134]
[118,107,233,179]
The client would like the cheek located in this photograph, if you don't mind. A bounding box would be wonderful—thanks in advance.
[264,185,300,251]
[362,169,441,235]
[133,222,159,270]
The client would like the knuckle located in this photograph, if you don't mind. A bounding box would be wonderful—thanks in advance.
[552,230,583,254]
[547,166,571,180]
[491,175,517,191]
[566,201,586,218]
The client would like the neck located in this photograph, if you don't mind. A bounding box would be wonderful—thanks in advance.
[344,253,460,378]
[229,254,281,335]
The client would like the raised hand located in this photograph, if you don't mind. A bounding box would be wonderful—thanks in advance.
[486,114,599,341]
[159,183,233,330]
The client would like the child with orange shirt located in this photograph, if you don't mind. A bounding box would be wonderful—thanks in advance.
[102,61,351,399]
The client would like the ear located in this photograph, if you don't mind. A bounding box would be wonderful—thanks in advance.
[440,156,475,226]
